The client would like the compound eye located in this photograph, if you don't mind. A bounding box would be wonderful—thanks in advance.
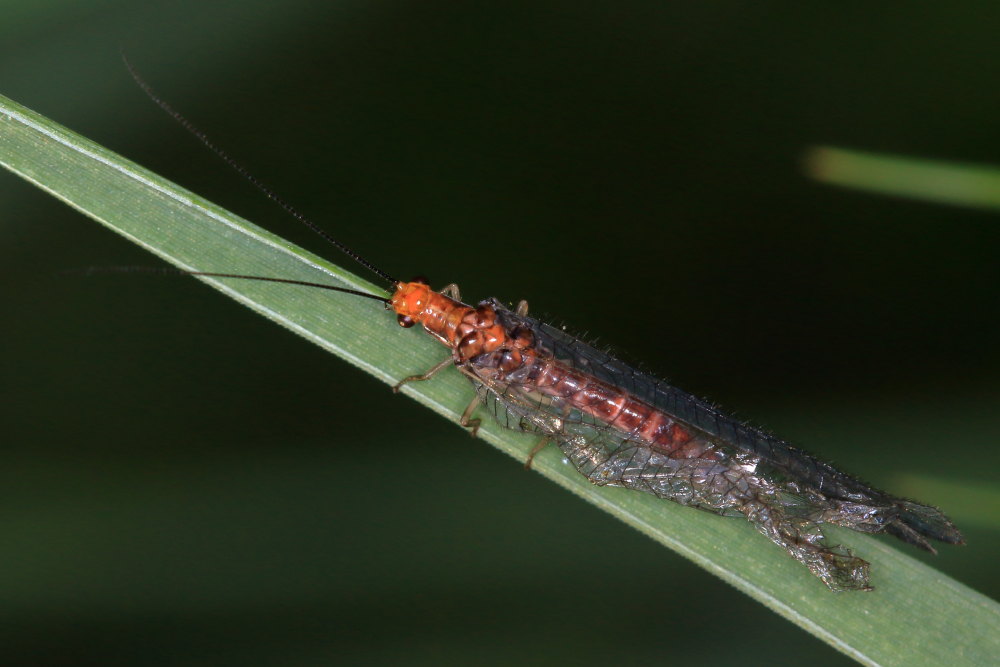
[410,275,430,285]
[397,314,417,328]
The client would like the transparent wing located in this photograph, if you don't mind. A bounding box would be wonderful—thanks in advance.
[461,364,871,591]
[483,298,963,552]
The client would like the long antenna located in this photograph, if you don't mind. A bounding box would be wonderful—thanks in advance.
[122,54,397,286]
[72,266,391,304]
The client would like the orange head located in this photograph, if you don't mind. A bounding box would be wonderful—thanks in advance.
[390,280,432,328]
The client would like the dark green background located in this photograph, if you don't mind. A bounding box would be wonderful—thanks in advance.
[3,2,998,665]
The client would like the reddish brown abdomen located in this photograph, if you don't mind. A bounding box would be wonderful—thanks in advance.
[511,354,718,459]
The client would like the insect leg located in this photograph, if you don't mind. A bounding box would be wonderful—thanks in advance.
[522,397,567,469]
[392,356,454,393]
[459,394,482,437]
[523,438,551,470]
[515,300,529,316]
[397,361,483,437]
[440,283,461,300]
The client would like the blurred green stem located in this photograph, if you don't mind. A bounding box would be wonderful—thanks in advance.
[805,146,1000,210]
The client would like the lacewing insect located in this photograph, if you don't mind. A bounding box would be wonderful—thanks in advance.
[126,63,963,592]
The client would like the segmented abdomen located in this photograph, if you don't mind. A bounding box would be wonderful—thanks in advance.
[494,352,722,460]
